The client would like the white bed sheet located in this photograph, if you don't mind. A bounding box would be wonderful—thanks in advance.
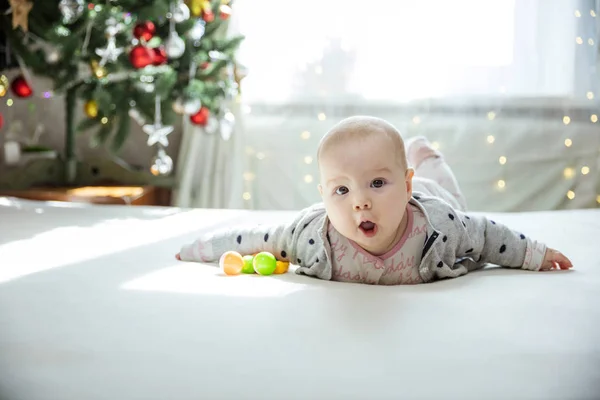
[0,197,599,400]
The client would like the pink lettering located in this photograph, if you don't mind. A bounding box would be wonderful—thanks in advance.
[333,263,344,277]
[329,235,349,262]
[385,253,415,273]
[404,273,423,284]
[335,268,363,282]
[336,244,348,262]
[408,224,427,239]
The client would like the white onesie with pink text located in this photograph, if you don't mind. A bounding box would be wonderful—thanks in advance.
[329,204,427,285]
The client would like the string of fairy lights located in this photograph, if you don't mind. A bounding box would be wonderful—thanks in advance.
[241,108,599,206]
[239,5,600,208]
[1,5,598,207]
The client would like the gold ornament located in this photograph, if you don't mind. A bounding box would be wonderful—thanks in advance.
[84,100,99,118]
[187,0,203,16]
[234,63,248,86]
[90,60,107,79]
[0,75,9,97]
[8,0,33,32]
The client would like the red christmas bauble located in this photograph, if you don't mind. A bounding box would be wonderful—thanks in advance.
[11,75,33,98]
[152,47,167,66]
[130,45,155,69]
[202,10,215,22]
[133,21,156,42]
[219,4,231,20]
[200,62,211,70]
[190,107,210,125]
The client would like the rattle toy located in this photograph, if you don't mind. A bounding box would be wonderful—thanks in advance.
[219,251,244,275]
[242,255,255,274]
[219,250,290,276]
[274,260,289,274]
[253,251,277,275]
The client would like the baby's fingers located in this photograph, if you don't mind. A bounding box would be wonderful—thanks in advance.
[553,251,573,270]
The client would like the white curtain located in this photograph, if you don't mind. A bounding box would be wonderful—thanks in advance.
[178,0,600,211]
[173,10,247,210]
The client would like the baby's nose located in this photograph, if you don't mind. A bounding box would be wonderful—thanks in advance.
[353,199,372,211]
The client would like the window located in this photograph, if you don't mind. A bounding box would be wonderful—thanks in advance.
[234,0,597,104]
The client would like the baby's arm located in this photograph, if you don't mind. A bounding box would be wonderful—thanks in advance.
[176,203,328,269]
[452,210,572,271]
[177,222,291,263]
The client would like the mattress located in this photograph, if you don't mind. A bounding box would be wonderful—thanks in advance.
[0,197,599,400]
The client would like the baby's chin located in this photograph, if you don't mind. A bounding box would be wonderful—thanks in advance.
[353,240,389,257]
[351,231,393,256]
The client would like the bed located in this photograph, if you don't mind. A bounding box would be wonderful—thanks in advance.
[0,197,599,400]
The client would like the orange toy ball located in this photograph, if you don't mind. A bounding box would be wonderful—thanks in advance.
[219,251,244,275]
[274,261,289,274]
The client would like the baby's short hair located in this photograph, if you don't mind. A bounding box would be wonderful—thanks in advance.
[317,116,407,171]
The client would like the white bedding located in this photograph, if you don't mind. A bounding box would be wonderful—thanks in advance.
[0,197,599,400]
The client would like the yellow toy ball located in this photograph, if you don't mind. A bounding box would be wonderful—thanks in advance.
[219,251,244,275]
[274,261,289,274]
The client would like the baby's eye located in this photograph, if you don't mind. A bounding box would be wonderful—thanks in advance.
[335,186,349,195]
[371,179,385,188]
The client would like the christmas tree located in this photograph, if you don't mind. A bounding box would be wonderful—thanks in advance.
[0,0,243,181]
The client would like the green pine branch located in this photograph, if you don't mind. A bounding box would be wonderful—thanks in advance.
[3,0,244,158]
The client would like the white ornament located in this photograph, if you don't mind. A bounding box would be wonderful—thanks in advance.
[144,95,174,147]
[172,97,202,115]
[187,20,206,40]
[150,148,173,176]
[172,2,191,23]
[204,116,220,134]
[59,0,85,24]
[165,32,186,59]
[144,124,174,147]
[220,110,236,141]
[143,117,174,147]
[95,36,123,66]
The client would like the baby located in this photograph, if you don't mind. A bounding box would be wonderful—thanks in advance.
[176,116,573,284]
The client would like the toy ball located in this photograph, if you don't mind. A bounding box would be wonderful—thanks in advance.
[274,260,289,274]
[242,255,255,274]
[219,251,244,275]
[253,252,277,275]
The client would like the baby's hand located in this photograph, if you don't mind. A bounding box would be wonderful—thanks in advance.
[540,248,573,271]
[175,253,181,260]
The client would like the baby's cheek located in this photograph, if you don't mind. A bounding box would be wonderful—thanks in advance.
[327,211,352,235]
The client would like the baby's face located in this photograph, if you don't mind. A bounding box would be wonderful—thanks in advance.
[319,134,413,256]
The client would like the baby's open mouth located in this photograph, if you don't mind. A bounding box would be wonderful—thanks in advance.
[359,221,377,237]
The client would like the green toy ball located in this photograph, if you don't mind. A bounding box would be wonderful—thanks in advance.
[242,255,255,274]
[253,252,277,275]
